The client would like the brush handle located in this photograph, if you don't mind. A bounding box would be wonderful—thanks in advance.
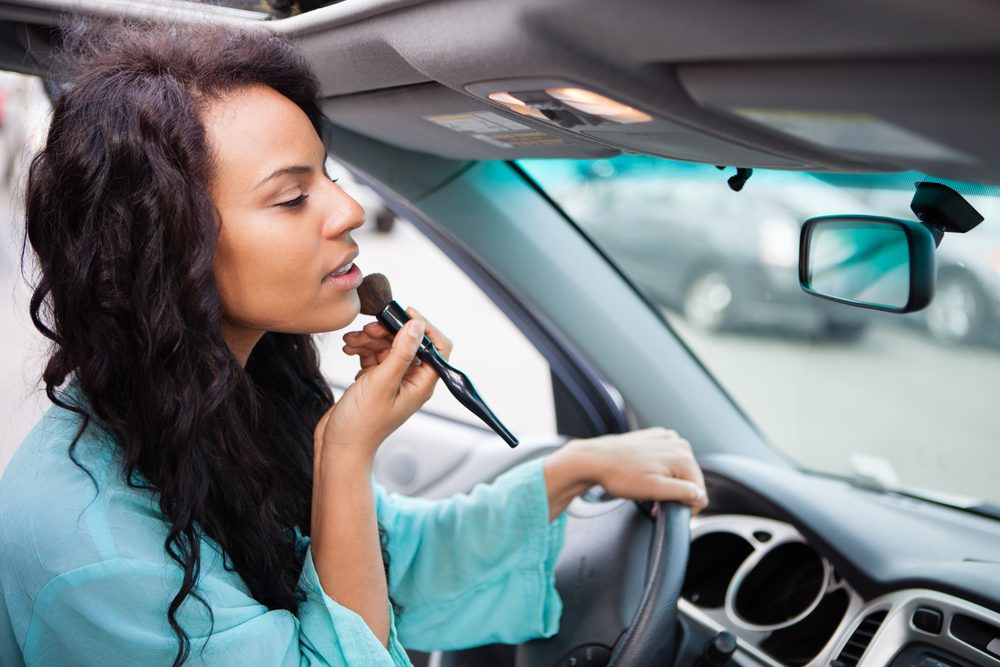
[375,301,519,448]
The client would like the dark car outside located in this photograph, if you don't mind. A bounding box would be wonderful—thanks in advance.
[557,160,874,340]
[928,229,1000,345]
[858,189,1000,346]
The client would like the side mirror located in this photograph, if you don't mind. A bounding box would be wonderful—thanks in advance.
[799,215,937,313]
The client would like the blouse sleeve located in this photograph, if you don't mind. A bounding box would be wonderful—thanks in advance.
[19,544,413,666]
[374,455,569,652]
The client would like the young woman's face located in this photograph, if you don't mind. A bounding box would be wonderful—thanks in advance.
[203,84,366,364]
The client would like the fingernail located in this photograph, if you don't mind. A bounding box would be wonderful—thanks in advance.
[406,319,423,337]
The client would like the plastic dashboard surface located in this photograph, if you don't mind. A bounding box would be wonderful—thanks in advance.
[685,454,1000,666]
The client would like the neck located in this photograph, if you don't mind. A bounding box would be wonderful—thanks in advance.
[221,320,264,368]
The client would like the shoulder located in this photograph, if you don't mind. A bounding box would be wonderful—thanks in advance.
[0,403,242,650]
[0,400,218,608]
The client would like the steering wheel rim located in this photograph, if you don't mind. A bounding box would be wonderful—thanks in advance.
[516,497,691,667]
[609,501,691,666]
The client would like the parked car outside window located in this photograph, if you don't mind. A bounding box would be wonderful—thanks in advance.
[521,156,1000,507]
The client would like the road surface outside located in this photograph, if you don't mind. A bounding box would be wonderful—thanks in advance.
[669,315,1000,506]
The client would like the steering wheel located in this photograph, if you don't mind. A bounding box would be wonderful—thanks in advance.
[516,496,691,667]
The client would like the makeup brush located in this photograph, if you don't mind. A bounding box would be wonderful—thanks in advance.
[357,273,519,448]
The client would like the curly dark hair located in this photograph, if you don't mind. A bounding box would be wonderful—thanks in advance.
[19,17,399,667]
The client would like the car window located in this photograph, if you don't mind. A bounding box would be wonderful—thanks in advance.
[318,158,556,437]
[520,155,1000,509]
[0,71,55,470]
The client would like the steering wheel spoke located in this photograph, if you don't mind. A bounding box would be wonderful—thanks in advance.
[516,496,691,667]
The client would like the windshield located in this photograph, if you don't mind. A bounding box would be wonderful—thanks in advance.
[519,156,1000,510]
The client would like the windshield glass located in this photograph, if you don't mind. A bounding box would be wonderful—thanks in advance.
[519,156,1000,509]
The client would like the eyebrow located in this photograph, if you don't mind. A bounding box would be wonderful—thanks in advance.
[253,156,334,192]
[254,165,314,192]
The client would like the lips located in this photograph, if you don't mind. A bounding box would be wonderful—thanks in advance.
[325,248,359,280]
[327,261,354,278]
[323,262,363,288]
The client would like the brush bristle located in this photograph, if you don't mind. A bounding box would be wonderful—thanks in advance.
[358,272,393,315]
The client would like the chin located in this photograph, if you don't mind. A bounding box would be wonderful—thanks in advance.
[271,302,360,335]
[325,299,362,333]
[346,290,362,318]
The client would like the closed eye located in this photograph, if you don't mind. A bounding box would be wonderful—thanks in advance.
[277,193,308,208]
[274,175,339,209]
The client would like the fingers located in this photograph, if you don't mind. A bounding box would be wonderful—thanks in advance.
[658,435,707,515]
[342,330,392,350]
[669,451,706,490]
[342,332,392,369]
[650,499,707,518]
[405,306,453,361]
[652,477,708,516]
[366,317,425,393]
[644,426,706,494]
[600,426,708,516]
[347,308,452,363]
[360,321,392,338]
[340,309,447,406]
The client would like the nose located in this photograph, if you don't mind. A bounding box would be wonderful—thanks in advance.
[323,183,366,238]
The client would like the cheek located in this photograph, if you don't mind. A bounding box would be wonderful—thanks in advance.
[212,217,359,332]
[213,221,313,318]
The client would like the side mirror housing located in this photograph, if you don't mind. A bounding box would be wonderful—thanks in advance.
[799,215,937,313]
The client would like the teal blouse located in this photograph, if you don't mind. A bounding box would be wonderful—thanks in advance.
[0,380,568,665]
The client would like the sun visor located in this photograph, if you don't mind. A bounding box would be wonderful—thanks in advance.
[463,78,813,169]
[678,61,1000,184]
[321,78,831,167]
[320,83,618,160]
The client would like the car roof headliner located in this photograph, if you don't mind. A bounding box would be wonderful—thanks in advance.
[2,0,999,184]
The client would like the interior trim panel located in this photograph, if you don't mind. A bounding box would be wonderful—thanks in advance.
[685,455,1000,666]
[684,514,865,666]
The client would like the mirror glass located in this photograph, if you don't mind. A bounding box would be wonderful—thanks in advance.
[804,218,911,310]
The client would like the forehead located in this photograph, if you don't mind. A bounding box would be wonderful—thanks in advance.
[201,84,321,188]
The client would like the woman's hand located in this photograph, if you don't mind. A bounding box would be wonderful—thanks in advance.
[313,307,453,464]
[544,427,708,520]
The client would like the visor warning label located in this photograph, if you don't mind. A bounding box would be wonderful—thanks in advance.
[424,111,567,148]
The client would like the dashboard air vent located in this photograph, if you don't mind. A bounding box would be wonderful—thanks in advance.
[833,610,888,666]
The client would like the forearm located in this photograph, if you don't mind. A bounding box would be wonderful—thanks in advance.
[542,440,597,521]
[310,453,390,648]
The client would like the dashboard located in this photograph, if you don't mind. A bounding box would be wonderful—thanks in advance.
[379,435,1000,667]
[684,455,1000,667]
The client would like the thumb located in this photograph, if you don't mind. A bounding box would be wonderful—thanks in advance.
[369,318,424,391]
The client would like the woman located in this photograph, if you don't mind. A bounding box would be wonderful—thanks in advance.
[0,18,708,667]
